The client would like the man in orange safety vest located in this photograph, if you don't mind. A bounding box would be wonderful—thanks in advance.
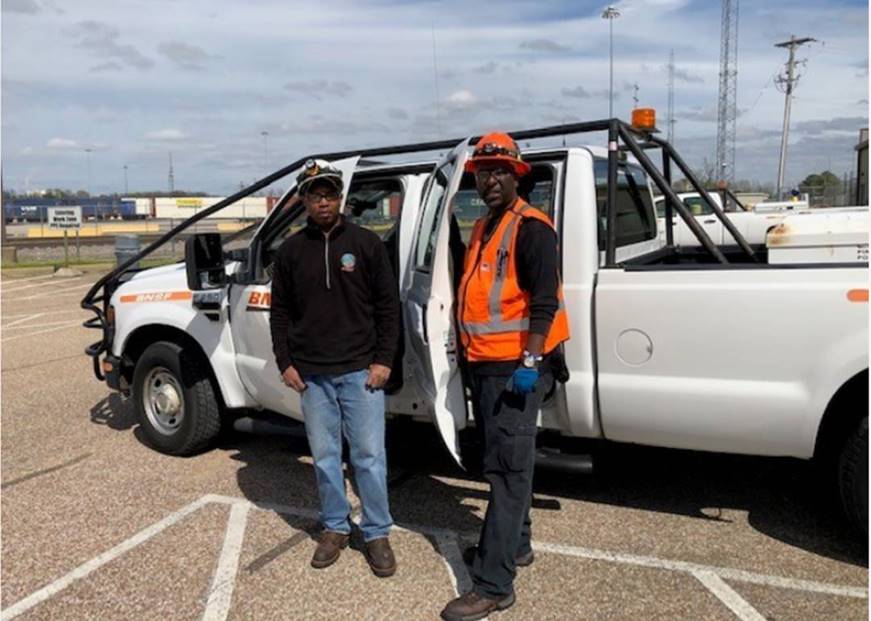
[441,133,569,621]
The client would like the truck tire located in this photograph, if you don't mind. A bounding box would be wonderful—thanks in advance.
[838,417,868,535]
[132,341,221,456]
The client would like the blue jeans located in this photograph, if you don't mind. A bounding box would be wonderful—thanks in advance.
[300,369,392,542]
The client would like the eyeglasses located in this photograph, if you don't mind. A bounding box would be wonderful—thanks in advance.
[306,191,340,203]
[475,168,514,182]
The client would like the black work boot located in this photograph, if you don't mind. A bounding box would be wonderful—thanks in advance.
[440,591,515,621]
[364,537,397,577]
[310,531,349,569]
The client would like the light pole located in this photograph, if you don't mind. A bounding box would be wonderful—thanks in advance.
[261,131,269,168]
[602,6,621,120]
[123,164,128,195]
[84,148,93,196]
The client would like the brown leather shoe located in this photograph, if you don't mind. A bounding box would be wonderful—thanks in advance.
[462,545,535,568]
[363,537,397,577]
[310,531,349,569]
[440,591,515,621]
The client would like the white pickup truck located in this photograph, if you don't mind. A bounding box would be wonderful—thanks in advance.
[82,121,869,532]
[654,191,869,248]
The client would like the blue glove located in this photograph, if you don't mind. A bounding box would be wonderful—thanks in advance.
[508,367,538,394]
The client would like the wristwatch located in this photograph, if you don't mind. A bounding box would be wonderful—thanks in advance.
[521,350,543,369]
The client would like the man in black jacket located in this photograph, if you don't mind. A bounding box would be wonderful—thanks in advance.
[269,159,400,577]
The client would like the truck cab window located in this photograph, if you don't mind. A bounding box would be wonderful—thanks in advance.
[594,159,657,248]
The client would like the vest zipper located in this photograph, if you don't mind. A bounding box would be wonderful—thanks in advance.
[324,232,331,290]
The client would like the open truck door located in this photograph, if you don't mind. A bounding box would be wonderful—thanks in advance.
[229,156,361,422]
[405,140,471,467]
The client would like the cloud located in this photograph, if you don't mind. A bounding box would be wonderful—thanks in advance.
[284,80,353,99]
[561,85,611,99]
[145,128,187,141]
[2,0,40,14]
[519,39,569,53]
[158,41,215,71]
[562,86,590,98]
[443,90,478,111]
[439,69,461,80]
[46,138,80,150]
[792,116,868,136]
[68,21,153,70]
[679,104,719,122]
[90,62,123,73]
[387,107,408,120]
[673,68,704,84]
[473,61,499,74]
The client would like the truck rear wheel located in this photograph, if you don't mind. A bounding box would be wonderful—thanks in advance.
[838,416,868,535]
[132,341,221,456]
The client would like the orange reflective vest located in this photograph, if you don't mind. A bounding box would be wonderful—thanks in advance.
[457,199,570,362]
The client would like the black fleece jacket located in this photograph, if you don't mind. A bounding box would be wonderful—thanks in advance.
[269,217,400,377]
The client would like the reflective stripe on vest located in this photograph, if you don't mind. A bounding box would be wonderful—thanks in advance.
[457,199,570,362]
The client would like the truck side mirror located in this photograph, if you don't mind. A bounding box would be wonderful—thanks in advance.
[185,233,226,290]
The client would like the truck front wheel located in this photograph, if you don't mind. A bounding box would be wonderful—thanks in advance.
[838,416,868,535]
[132,341,221,456]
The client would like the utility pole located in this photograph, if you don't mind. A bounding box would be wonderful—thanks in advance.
[123,164,129,195]
[716,0,739,186]
[168,152,175,194]
[667,49,676,145]
[632,82,639,109]
[775,35,816,199]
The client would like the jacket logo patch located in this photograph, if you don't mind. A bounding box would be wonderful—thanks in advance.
[340,253,357,272]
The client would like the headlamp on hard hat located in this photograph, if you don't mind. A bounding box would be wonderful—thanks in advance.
[474,143,522,160]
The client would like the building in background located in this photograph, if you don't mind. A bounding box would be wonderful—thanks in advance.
[856,128,868,206]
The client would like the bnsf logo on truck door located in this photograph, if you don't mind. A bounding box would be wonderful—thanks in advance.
[247,290,271,311]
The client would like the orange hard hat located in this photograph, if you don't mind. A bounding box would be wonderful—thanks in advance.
[465,132,531,177]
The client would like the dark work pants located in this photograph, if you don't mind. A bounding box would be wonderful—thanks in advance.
[469,369,550,599]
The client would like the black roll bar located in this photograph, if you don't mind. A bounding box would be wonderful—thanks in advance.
[662,150,675,248]
[647,134,759,262]
[617,125,728,264]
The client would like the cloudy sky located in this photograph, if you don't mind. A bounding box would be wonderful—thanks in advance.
[2,0,868,195]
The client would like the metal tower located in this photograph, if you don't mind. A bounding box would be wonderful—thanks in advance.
[667,49,676,145]
[168,152,175,194]
[716,0,739,184]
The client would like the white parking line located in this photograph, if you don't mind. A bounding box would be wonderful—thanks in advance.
[0,496,210,621]
[2,277,82,293]
[202,503,250,621]
[3,313,45,328]
[3,494,865,621]
[11,283,94,301]
[1,321,83,342]
[3,319,82,331]
[531,541,868,599]
[0,274,56,286]
[2,309,83,320]
[692,570,767,621]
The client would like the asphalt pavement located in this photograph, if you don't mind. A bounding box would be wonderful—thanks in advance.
[1,269,867,620]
